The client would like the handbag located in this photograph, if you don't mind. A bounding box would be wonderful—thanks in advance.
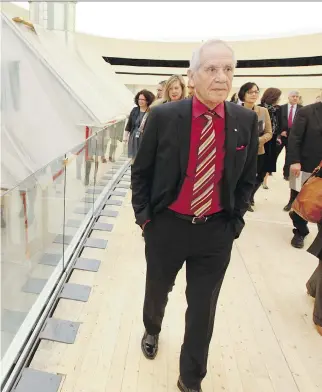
[291,161,322,223]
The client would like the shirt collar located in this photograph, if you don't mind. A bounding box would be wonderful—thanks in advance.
[192,96,225,119]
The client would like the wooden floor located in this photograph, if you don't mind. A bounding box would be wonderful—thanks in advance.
[29,169,322,392]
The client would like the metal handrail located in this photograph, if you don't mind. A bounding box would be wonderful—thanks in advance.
[0,116,127,198]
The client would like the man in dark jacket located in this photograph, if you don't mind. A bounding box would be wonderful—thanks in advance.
[287,101,322,248]
[307,223,322,336]
[278,90,302,183]
[131,39,258,392]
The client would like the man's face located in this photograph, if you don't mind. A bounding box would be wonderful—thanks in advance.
[156,84,164,99]
[188,44,234,108]
[187,85,194,97]
[288,93,299,105]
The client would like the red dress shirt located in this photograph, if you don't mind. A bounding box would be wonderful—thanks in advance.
[169,96,225,215]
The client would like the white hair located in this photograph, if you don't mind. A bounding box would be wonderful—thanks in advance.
[289,90,300,96]
[189,39,237,72]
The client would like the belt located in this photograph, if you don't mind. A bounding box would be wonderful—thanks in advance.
[172,210,224,224]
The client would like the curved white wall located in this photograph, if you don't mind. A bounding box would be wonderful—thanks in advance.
[74,31,322,60]
[73,32,322,100]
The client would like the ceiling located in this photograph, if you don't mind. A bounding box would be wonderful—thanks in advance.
[14,2,322,42]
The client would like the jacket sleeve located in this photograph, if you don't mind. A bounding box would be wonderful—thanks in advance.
[233,112,258,238]
[259,107,273,146]
[125,107,136,133]
[287,107,307,165]
[279,105,286,134]
[131,108,158,226]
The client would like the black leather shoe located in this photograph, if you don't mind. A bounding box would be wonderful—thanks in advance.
[283,203,292,212]
[291,233,304,249]
[177,377,202,392]
[141,331,159,359]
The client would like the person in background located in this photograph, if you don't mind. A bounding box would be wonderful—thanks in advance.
[316,95,322,103]
[151,75,186,107]
[187,82,194,98]
[124,89,155,162]
[163,74,187,102]
[131,39,258,392]
[156,80,166,99]
[230,92,238,103]
[237,82,272,212]
[258,88,282,187]
[287,101,322,249]
[277,90,302,183]
[307,223,322,336]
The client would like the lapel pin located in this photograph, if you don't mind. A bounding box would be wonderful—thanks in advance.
[234,128,238,132]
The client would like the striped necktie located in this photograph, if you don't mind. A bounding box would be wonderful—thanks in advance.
[191,112,216,217]
[288,105,294,128]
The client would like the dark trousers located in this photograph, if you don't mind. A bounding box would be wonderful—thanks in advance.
[284,188,299,209]
[276,136,290,177]
[250,154,266,202]
[288,189,298,204]
[307,223,322,327]
[307,260,322,327]
[289,210,310,237]
[143,209,234,389]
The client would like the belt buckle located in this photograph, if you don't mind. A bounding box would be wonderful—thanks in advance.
[192,216,207,224]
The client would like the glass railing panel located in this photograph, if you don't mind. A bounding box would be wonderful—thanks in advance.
[0,156,66,360]
[88,120,127,202]
[63,139,96,248]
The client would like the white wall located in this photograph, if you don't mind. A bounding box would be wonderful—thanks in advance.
[3,2,321,103]
[74,32,322,102]
[74,31,322,60]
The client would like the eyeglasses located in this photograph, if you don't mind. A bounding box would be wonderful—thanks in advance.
[138,98,147,101]
[247,90,260,95]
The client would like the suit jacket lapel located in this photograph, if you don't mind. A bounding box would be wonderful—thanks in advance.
[224,102,238,185]
[283,104,288,122]
[177,99,193,177]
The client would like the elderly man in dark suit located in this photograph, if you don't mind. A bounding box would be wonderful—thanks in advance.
[288,100,322,249]
[278,90,302,185]
[131,39,258,392]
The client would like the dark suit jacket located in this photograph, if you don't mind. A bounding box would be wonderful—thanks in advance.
[131,99,258,238]
[308,224,322,260]
[125,106,140,134]
[280,103,303,135]
[287,102,322,173]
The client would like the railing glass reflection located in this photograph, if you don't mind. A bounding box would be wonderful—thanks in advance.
[0,119,127,372]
